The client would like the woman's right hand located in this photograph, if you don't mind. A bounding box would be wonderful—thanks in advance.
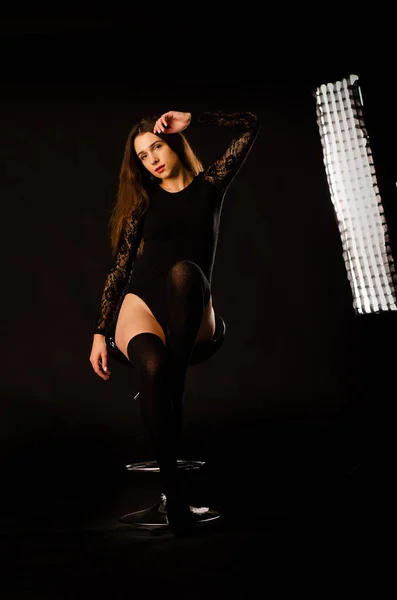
[90,334,111,381]
[154,111,191,135]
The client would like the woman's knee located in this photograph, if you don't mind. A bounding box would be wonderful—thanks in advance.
[126,332,168,375]
[167,260,198,284]
[167,260,210,302]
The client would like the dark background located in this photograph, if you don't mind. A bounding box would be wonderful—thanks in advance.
[0,12,393,559]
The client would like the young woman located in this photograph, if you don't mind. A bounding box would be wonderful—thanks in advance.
[89,109,260,534]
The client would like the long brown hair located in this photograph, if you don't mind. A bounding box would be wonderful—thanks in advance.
[108,115,204,258]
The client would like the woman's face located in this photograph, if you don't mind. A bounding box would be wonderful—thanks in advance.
[134,132,181,180]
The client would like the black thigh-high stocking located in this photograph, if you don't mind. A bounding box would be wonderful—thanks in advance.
[126,331,198,533]
[126,333,179,494]
[165,260,211,427]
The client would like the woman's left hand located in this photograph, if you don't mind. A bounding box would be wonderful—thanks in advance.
[154,111,191,134]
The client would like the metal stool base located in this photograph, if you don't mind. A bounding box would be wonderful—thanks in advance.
[119,495,220,531]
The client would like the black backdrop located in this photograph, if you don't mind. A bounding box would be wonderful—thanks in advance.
[0,16,394,498]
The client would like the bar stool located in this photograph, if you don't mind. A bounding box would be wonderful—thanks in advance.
[105,312,227,531]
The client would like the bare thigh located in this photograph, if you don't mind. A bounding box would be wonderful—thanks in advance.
[115,293,216,361]
[115,294,166,360]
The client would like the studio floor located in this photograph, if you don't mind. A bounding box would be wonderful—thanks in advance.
[0,417,386,597]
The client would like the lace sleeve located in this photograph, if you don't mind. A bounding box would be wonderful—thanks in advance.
[190,111,260,193]
[93,213,143,336]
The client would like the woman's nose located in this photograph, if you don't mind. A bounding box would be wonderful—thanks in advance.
[150,155,159,165]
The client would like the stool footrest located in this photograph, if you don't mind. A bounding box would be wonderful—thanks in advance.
[125,459,205,472]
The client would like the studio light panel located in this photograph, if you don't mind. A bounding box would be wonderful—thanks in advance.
[314,74,397,314]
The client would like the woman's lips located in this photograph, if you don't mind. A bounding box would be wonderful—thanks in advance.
[155,165,165,173]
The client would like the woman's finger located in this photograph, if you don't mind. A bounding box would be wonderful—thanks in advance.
[154,120,163,134]
[99,368,110,380]
[95,357,110,380]
[100,356,110,375]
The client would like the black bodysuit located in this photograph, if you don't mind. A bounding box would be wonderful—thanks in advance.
[93,111,260,342]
